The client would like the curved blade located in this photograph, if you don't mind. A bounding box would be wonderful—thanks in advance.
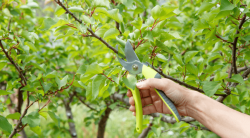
[125,40,139,62]
[116,45,143,75]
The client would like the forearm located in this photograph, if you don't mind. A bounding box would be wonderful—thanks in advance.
[187,91,250,138]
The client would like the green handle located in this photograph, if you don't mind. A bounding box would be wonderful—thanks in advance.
[127,75,143,133]
[142,65,181,122]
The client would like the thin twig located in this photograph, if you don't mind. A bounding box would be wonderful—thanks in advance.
[77,96,98,111]
[215,34,233,45]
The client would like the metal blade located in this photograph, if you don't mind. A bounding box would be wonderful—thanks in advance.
[125,40,140,62]
[116,45,143,75]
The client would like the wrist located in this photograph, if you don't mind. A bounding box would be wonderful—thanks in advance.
[185,90,207,118]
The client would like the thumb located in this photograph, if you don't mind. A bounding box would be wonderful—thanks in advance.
[136,78,169,91]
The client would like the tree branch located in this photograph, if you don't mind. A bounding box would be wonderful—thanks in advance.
[116,22,122,35]
[231,14,247,75]
[138,117,153,138]
[215,34,233,45]
[77,95,98,112]
[0,40,27,85]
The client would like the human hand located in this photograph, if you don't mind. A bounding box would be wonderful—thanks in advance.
[127,78,195,116]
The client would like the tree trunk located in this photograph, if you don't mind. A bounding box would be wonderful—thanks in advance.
[97,107,112,138]
[63,100,78,138]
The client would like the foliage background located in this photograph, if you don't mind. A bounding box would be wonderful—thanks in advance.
[0,0,250,137]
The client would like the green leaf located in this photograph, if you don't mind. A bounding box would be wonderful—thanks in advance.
[108,9,123,23]
[151,5,176,20]
[27,2,39,8]
[0,115,12,133]
[21,30,33,42]
[93,0,110,8]
[38,108,48,119]
[0,90,14,96]
[173,53,184,65]
[103,28,120,39]
[92,75,106,99]
[82,15,92,24]
[156,54,167,62]
[196,131,204,138]
[48,111,60,127]
[49,19,68,30]
[231,74,244,84]
[0,62,7,71]
[186,64,198,76]
[131,18,142,29]
[202,81,221,97]
[184,51,198,63]
[180,127,189,134]
[197,2,215,15]
[220,0,235,11]
[193,19,209,31]
[22,112,40,127]
[144,31,154,42]
[116,37,126,47]
[86,82,92,100]
[151,126,161,137]
[42,83,52,93]
[77,64,86,74]
[55,7,65,16]
[6,113,21,120]
[85,63,103,75]
[68,7,84,12]
[214,72,228,81]
[123,75,137,90]
[25,41,38,52]
[207,53,221,62]
[40,18,57,31]
[3,8,12,17]
[30,126,42,136]
[56,75,68,89]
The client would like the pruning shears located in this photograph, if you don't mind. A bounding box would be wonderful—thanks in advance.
[116,40,181,133]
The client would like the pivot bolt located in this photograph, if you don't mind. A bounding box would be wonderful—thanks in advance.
[132,64,138,71]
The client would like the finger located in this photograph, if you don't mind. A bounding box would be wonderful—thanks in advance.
[141,97,153,107]
[140,89,150,98]
[136,78,169,91]
[129,97,135,105]
[127,89,132,97]
[129,105,135,112]
[142,105,157,115]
